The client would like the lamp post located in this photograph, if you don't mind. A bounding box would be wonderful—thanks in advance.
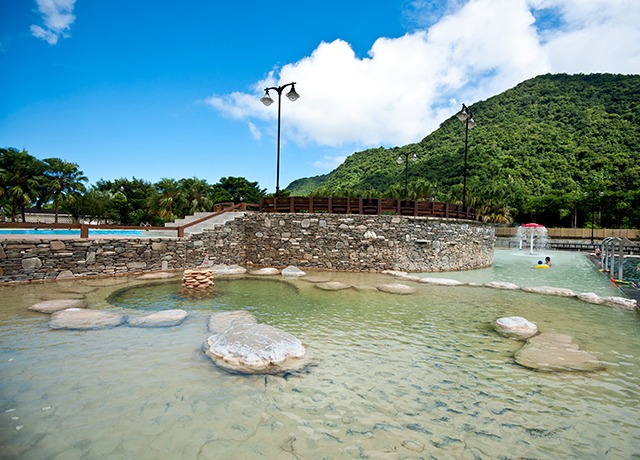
[396,152,418,200]
[260,82,300,197]
[456,103,476,208]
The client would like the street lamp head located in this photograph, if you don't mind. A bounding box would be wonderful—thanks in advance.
[456,104,470,122]
[260,90,274,106]
[467,118,477,129]
[396,156,403,165]
[410,153,418,162]
[286,84,300,102]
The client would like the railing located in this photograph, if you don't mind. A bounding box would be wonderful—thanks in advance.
[0,222,176,238]
[495,227,640,240]
[258,196,476,220]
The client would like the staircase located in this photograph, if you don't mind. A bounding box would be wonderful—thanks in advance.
[165,211,246,235]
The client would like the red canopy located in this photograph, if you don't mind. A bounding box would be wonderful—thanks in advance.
[521,223,545,228]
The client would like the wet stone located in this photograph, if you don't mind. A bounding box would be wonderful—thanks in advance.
[29,298,88,313]
[49,308,125,330]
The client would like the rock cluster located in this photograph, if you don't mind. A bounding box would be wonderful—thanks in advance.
[493,316,604,372]
[182,269,214,289]
[204,310,306,374]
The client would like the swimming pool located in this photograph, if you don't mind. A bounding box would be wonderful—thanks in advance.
[0,229,145,236]
[1,258,638,458]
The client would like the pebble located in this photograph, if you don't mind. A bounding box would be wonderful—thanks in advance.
[5,408,16,413]
[15,425,23,430]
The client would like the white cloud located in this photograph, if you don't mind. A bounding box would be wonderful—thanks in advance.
[205,0,640,171]
[30,0,77,45]
[247,121,261,140]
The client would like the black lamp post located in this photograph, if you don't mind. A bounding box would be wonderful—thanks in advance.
[456,103,476,208]
[260,82,300,197]
[396,152,418,200]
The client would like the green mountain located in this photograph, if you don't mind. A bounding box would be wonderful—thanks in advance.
[285,73,640,228]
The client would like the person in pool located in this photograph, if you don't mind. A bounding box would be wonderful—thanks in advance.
[545,257,551,266]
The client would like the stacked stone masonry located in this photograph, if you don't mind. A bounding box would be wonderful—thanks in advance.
[0,213,494,283]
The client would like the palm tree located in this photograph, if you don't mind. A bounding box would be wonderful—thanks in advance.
[153,178,184,221]
[179,177,213,215]
[0,148,45,222]
[43,158,88,223]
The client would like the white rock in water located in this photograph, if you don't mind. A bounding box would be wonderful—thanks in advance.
[521,286,576,297]
[127,309,188,327]
[576,292,603,304]
[484,281,520,290]
[29,299,88,314]
[315,281,351,291]
[205,323,306,374]
[493,316,539,340]
[600,296,638,310]
[515,332,605,372]
[375,283,416,295]
[208,310,257,334]
[281,266,306,277]
[49,308,125,330]
[249,267,280,276]
[419,277,464,286]
[210,264,247,275]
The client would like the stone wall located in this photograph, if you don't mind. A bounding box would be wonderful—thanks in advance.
[0,213,494,283]
[238,213,494,272]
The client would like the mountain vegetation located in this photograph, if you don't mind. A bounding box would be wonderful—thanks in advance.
[286,74,640,228]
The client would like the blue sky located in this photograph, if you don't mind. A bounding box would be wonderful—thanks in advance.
[1,0,639,193]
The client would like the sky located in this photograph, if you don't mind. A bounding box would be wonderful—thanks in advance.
[1,0,639,193]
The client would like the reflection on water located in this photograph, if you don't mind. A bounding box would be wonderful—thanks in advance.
[1,262,639,459]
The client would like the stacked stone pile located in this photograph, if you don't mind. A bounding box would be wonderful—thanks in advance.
[182,269,215,289]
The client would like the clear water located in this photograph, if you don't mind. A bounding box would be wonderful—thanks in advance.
[419,249,622,297]
[0,229,144,236]
[1,258,639,459]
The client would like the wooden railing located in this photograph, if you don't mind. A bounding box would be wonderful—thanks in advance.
[495,227,640,240]
[258,196,476,220]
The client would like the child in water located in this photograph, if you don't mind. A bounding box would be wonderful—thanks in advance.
[545,257,551,266]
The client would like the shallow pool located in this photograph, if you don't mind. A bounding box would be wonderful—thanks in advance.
[420,249,622,297]
[1,265,639,459]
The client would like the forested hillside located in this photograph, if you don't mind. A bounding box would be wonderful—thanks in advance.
[286,74,640,228]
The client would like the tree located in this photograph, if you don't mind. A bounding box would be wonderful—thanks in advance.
[42,158,88,223]
[0,148,45,221]
[217,176,266,204]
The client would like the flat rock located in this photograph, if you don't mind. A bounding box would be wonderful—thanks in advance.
[301,276,332,283]
[600,296,637,310]
[281,266,306,277]
[127,309,188,327]
[205,322,306,374]
[382,270,408,277]
[29,299,88,314]
[419,277,464,286]
[521,286,576,297]
[137,272,179,280]
[208,310,257,334]
[49,308,125,330]
[493,316,538,340]
[315,281,351,291]
[514,332,605,372]
[375,283,416,295]
[484,281,520,290]
[576,292,603,305]
[249,267,280,276]
[210,264,247,275]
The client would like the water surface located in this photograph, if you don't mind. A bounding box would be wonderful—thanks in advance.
[1,261,639,459]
